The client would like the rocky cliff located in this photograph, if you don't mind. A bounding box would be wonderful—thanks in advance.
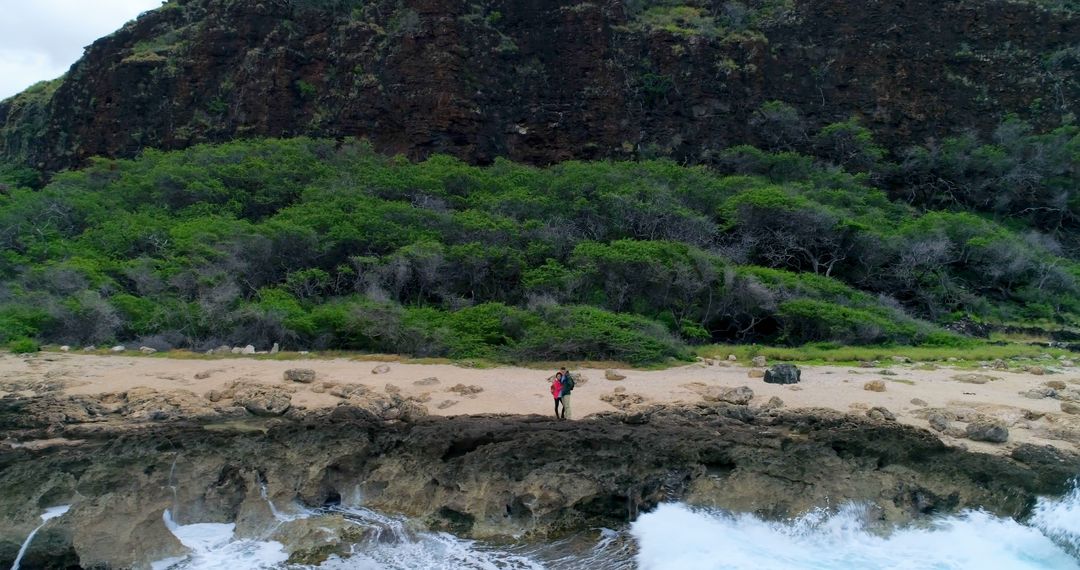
[2,391,1078,568]
[1,0,1077,172]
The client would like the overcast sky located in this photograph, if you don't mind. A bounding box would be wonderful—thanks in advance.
[0,0,163,100]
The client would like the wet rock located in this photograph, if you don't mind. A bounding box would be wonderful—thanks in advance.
[233,386,292,417]
[751,356,767,368]
[864,380,886,392]
[951,374,999,385]
[764,364,800,385]
[866,407,896,421]
[910,398,929,407]
[747,369,765,378]
[702,386,754,405]
[372,364,391,375]
[414,377,440,386]
[284,369,317,384]
[4,402,1080,569]
[1062,402,1080,415]
[966,418,1009,443]
[604,370,626,381]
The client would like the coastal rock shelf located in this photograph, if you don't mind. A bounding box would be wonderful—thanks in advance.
[1,398,1077,568]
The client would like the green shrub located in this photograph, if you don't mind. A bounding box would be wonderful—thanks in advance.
[0,306,52,343]
[777,299,915,345]
[513,305,689,364]
[8,337,40,354]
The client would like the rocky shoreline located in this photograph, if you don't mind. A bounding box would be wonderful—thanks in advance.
[2,389,1078,569]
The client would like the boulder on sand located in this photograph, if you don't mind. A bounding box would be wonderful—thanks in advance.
[751,356,767,367]
[284,369,317,384]
[965,418,1009,443]
[702,386,754,405]
[372,364,391,375]
[864,380,886,392]
[605,370,626,381]
[233,386,292,416]
[764,364,801,385]
[928,412,950,432]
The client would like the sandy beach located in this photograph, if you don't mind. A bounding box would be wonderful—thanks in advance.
[2,352,1078,454]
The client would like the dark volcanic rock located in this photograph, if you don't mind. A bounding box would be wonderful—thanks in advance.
[2,400,1078,568]
[764,364,801,385]
[1,0,1077,172]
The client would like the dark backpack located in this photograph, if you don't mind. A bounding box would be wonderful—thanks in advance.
[561,372,575,393]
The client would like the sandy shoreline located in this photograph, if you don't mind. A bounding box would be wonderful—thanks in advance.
[2,352,1078,454]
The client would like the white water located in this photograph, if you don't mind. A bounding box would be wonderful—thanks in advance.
[318,506,546,570]
[632,497,1080,570]
[11,505,70,570]
[153,509,289,570]
[138,483,1080,570]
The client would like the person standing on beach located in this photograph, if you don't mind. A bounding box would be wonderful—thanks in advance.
[550,372,564,419]
[558,366,575,420]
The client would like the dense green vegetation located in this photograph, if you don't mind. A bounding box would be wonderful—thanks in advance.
[0,118,1077,363]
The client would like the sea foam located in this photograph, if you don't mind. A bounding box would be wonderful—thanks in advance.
[631,497,1080,570]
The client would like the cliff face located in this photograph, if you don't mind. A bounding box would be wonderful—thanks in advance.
[1,0,1078,171]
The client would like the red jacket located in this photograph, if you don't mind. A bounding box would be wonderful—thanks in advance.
[550,378,563,399]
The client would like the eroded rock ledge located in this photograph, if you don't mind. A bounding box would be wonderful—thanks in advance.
[1,399,1078,568]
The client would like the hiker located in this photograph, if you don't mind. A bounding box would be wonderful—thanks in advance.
[558,366,575,420]
[550,372,564,419]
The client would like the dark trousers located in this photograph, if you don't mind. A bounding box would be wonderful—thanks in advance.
[554,397,562,418]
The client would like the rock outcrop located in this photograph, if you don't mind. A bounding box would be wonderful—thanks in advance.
[2,390,1079,567]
